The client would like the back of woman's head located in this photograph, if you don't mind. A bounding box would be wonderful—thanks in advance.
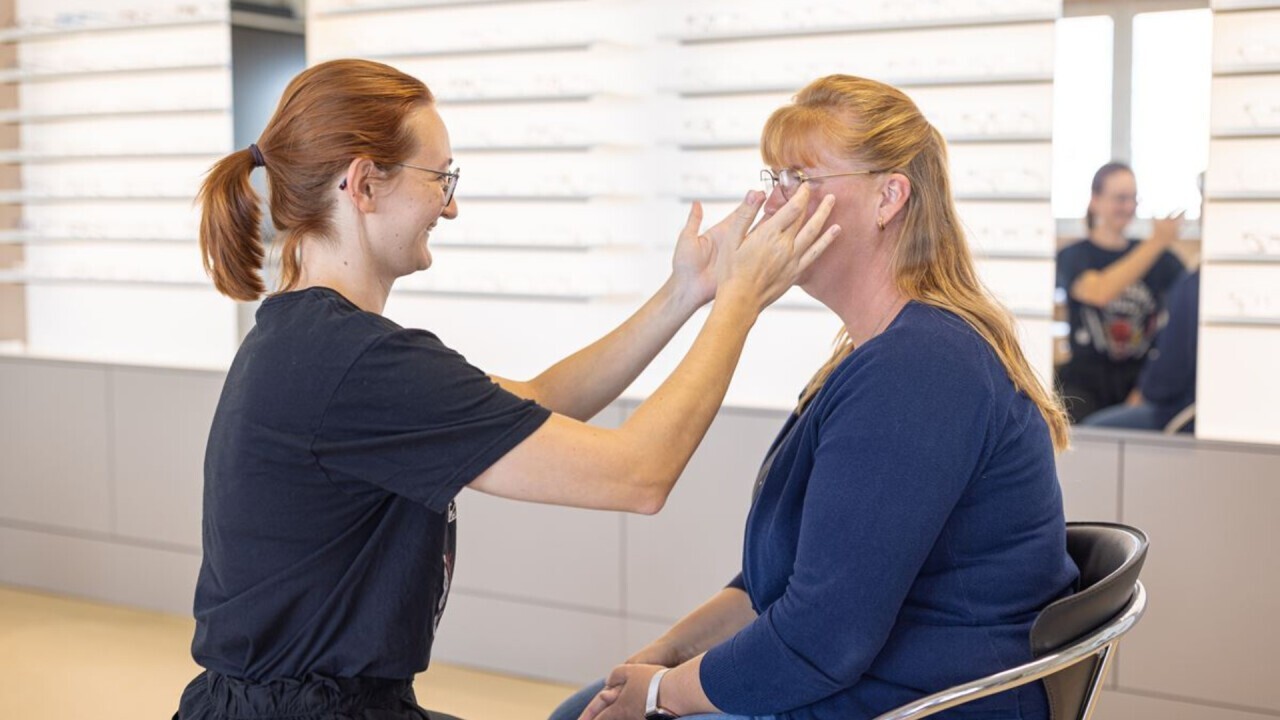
[763,74,1070,450]
[1086,161,1134,230]
[198,59,433,301]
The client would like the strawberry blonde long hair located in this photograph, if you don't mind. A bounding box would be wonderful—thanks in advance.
[766,75,1069,451]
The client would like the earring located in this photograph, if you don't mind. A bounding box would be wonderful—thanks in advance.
[339,178,347,190]
[876,217,885,231]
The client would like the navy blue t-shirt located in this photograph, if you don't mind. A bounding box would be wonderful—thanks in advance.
[1056,238,1184,366]
[191,287,550,681]
[703,303,1079,720]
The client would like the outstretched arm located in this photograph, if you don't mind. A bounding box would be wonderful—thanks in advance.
[492,193,764,421]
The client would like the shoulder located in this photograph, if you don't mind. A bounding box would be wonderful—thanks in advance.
[819,304,999,412]
[1055,240,1097,280]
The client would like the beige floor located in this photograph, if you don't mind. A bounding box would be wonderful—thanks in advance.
[0,585,578,720]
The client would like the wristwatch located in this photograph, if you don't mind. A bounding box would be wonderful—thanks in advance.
[644,667,680,720]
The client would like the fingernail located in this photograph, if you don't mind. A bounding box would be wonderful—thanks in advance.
[830,224,841,236]
[824,194,835,205]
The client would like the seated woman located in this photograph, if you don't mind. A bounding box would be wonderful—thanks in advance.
[175,59,839,720]
[552,75,1079,720]
[1055,162,1186,423]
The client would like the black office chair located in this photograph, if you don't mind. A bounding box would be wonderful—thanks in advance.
[873,522,1149,720]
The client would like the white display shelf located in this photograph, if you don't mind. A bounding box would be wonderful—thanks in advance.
[674,73,1056,98]
[315,0,559,17]
[452,143,599,154]
[0,16,225,43]
[1213,0,1280,10]
[1204,316,1280,328]
[1211,127,1280,139]
[0,107,229,124]
[677,192,1053,204]
[1206,191,1280,201]
[0,151,222,164]
[0,62,229,84]
[675,134,1052,151]
[0,192,196,203]
[671,14,1058,45]
[1214,63,1280,77]
[0,271,211,289]
[1203,254,1280,265]
[369,42,596,61]
[437,93,596,106]
[0,233,194,245]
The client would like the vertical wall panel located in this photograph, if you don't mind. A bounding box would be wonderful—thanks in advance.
[1201,2,1280,444]
[0,358,111,532]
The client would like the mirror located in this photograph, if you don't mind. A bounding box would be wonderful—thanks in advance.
[1051,3,1211,435]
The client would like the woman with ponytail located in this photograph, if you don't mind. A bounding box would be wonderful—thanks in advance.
[554,75,1078,720]
[1055,162,1186,423]
[177,59,840,720]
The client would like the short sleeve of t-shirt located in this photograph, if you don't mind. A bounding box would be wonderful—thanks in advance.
[313,328,551,512]
[1055,244,1088,292]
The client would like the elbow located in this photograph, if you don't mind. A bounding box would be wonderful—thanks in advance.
[632,486,670,516]
[624,466,673,515]
[620,458,676,515]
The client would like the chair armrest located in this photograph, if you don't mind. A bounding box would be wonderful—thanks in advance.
[872,583,1146,720]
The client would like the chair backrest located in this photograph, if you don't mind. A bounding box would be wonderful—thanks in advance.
[1030,522,1149,719]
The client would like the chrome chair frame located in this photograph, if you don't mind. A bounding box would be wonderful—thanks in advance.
[872,581,1147,720]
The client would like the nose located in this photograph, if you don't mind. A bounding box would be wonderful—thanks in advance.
[441,193,458,220]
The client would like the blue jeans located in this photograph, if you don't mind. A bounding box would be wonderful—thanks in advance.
[1081,402,1162,430]
[548,679,774,720]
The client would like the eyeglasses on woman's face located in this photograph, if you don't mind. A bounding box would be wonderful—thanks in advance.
[760,167,883,200]
[397,162,461,206]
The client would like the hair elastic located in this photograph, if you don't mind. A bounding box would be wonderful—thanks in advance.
[248,143,266,168]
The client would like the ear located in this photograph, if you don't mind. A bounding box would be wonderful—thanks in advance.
[877,172,912,227]
[341,157,383,214]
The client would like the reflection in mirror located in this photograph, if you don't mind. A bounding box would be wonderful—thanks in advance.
[1051,4,1210,435]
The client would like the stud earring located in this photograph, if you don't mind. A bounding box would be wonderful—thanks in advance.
[877,217,886,230]
[339,178,348,190]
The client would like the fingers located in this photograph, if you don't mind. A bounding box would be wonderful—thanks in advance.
[681,201,704,238]
[750,183,810,242]
[578,686,621,720]
[725,190,765,238]
[791,194,837,256]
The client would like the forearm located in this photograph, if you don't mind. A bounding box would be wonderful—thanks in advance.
[1073,237,1170,306]
[525,277,701,421]
[617,293,757,499]
[651,588,756,664]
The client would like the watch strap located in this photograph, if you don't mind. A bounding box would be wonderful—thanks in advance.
[645,667,676,719]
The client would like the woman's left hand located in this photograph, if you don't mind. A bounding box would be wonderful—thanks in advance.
[671,192,765,308]
[578,663,663,720]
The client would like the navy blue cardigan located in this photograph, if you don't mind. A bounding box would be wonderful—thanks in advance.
[701,303,1079,719]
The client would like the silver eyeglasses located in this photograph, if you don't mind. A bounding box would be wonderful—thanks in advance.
[398,162,461,205]
[761,167,884,200]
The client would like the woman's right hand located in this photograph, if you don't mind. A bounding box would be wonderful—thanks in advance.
[713,183,840,313]
[1151,211,1185,249]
